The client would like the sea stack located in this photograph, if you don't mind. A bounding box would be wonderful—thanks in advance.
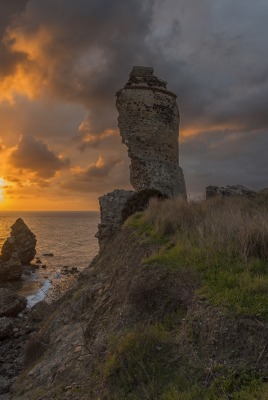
[116,66,187,198]
[1,218,36,265]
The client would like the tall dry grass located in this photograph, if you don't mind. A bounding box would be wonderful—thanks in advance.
[144,195,268,262]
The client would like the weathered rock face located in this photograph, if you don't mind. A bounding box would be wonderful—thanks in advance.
[206,185,257,199]
[96,189,135,246]
[0,250,23,282]
[0,316,13,340]
[0,288,27,317]
[2,218,36,265]
[116,66,187,198]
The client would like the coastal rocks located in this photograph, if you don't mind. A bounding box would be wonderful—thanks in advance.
[0,218,36,282]
[0,305,42,397]
[0,317,13,340]
[0,250,23,282]
[116,66,187,198]
[0,288,27,317]
[206,185,257,199]
[7,218,37,264]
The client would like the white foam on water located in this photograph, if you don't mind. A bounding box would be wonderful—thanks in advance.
[26,279,51,308]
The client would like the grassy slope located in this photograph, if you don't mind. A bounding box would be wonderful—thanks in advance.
[122,196,268,399]
[132,195,268,319]
[13,196,268,400]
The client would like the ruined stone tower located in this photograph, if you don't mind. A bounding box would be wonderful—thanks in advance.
[116,66,186,198]
[97,66,187,245]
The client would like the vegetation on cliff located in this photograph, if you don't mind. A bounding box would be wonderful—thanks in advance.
[14,195,268,400]
[130,195,268,319]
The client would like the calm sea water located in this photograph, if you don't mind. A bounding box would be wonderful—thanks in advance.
[0,211,100,306]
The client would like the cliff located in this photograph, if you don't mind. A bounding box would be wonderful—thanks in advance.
[12,196,268,400]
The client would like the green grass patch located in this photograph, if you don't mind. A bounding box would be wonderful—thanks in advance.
[144,239,268,319]
[125,212,169,245]
[98,324,268,400]
[131,207,268,320]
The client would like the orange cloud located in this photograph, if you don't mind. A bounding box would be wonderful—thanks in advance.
[0,25,55,103]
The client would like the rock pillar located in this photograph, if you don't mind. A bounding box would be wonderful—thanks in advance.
[116,66,187,198]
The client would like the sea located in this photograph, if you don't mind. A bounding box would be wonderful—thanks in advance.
[0,211,100,307]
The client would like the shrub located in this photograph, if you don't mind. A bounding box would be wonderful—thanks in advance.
[121,189,167,223]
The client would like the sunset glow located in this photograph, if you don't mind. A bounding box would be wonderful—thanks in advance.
[0,178,5,203]
[0,1,267,211]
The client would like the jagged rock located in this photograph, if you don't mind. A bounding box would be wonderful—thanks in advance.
[206,185,257,199]
[0,251,23,282]
[116,66,187,198]
[1,218,36,265]
[0,317,13,340]
[0,288,27,317]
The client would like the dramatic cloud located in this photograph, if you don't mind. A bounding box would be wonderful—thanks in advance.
[0,0,267,209]
[10,135,70,178]
[181,129,268,197]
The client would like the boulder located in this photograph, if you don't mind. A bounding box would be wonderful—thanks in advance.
[0,317,13,340]
[206,185,257,199]
[1,218,36,265]
[0,251,23,282]
[0,288,27,317]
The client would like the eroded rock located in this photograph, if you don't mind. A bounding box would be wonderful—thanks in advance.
[0,317,13,340]
[116,66,187,198]
[0,288,27,317]
[0,251,23,282]
[1,218,36,265]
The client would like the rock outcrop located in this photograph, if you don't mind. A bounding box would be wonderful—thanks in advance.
[0,288,27,317]
[1,218,36,265]
[97,189,135,245]
[0,249,23,282]
[0,316,13,340]
[116,66,187,198]
[206,185,257,199]
[97,66,187,245]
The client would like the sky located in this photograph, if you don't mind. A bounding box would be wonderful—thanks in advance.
[0,0,267,210]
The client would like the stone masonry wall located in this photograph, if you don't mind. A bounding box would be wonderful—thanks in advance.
[116,66,187,198]
[96,189,135,246]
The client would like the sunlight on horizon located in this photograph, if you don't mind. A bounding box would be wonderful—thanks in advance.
[0,178,5,202]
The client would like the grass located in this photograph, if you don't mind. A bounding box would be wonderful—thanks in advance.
[98,324,268,400]
[128,195,268,319]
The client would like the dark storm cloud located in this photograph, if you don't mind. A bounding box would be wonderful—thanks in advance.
[4,0,268,135]
[10,135,70,178]
[181,128,268,196]
[4,0,155,132]
[0,1,28,76]
[1,0,268,196]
